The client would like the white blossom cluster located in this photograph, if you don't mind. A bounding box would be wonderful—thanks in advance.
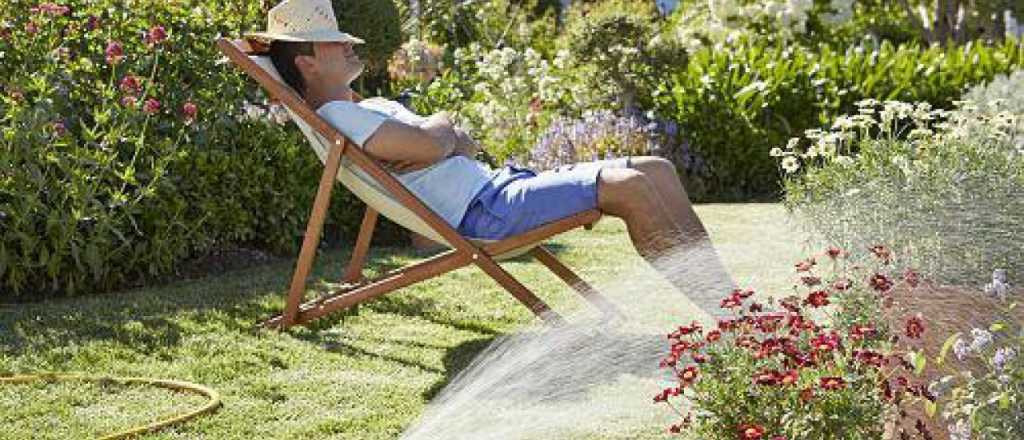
[680,0,854,48]
[772,98,1022,175]
[448,43,591,158]
[238,99,290,126]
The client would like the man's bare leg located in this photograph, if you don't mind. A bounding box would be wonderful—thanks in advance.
[597,165,735,318]
[627,156,709,243]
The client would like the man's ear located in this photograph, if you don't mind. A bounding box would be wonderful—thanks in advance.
[294,54,316,77]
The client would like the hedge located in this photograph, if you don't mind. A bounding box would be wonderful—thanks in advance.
[0,0,405,299]
[655,37,1024,201]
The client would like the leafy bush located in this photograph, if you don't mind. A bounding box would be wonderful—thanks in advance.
[656,245,934,439]
[333,0,403,94]
[0,0,403,299]
[778,99,1023,286]
[655,37,1024,201]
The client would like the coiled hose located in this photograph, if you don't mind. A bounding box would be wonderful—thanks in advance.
[1,373,221,439]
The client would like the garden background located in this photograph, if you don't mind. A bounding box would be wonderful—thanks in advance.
[1,0,1023,439]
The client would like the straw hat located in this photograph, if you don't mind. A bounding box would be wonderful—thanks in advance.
[246,0,365,44]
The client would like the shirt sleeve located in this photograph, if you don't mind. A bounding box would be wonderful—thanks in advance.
[316,100,389,148]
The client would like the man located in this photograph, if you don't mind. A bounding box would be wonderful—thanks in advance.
[247,0,736,316]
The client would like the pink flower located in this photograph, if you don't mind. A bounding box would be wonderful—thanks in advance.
[120,95,137,107]
[32,3,71,16]
[52,120,66,136]
[142,98,161,115]
[105,41,124,65]
[145,25,167,46]
[182,101,198,123]
[832,277,852,291]
[25,21,39,35]
[738,424,766,440]
[119,75,142,95]
[86,15,101,31]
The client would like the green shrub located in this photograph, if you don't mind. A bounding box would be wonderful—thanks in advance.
[558,0,687,113]
[333,0,403,95]
[654,37,1024,201]
[0,0,403,299]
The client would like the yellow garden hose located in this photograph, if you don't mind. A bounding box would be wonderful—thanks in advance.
[1,373,221,439]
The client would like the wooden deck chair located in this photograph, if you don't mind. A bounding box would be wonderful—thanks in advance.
[216,38,621,330]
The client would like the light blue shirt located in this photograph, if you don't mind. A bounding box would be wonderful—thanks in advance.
[316,98,497,228]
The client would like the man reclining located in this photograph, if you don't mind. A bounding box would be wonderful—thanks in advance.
[247,0,736,317]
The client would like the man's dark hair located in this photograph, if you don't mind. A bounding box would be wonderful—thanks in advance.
[269,41,314,97]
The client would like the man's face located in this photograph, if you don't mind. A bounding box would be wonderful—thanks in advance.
[310,40,364,85]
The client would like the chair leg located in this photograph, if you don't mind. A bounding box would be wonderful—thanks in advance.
[529,246,623,319]
[471,252,565,326]
[342,207,378,284]
[266,250,472,328]
[281,143,345,329]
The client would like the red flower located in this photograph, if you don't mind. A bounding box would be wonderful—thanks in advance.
[692,353,708,364]
[721,292,743,309]
[850,324,876,340]
[795,258,815,272]
[832,277,852,291]
[868,273,893,293]
[826,246,843,259]
[748,302,765,313]
[119,75,142,95]
[800,387,815,402]
[902,268,920,288]
[142,98,161,115]
[819,376,846,391]
[736,288,755,299]
[753,369,781,386]
[182,101,198,123]
[803,290,830,308]
[800,275,821,287]
[678,365,700,385]
[145,25,168,46]
[904,315,925,339]
[738,424,766,440]
[810,332,840,353]
[105,40,124,65]
[853,349,885,368]
[869,245,892,263]
[780,369,799,386]
[706,329,722,342]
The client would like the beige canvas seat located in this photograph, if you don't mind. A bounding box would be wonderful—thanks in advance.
[218,38,619,329]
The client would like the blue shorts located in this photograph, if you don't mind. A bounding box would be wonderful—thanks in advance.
[456,157,632,240]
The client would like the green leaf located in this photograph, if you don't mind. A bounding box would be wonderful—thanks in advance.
[925,400,937,418]
[937,332,962,366]
[990,322,1006,333]
[911,351,927,375]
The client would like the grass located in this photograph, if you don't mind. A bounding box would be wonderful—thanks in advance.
[0,203,811,439]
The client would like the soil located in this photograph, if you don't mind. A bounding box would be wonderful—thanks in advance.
[882,282,1023,440]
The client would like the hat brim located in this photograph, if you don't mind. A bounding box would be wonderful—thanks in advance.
[245,30,365,44]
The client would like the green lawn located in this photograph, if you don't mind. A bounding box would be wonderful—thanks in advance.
[0,204,813,439]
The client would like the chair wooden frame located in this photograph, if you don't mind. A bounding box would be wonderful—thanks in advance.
[217,38,619,330]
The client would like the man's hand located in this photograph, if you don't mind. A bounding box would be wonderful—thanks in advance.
[420,112,480,159]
